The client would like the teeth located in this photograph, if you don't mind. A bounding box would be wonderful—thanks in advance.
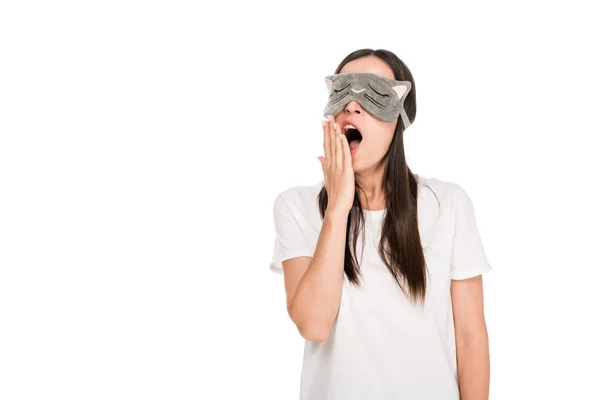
[344,124,357,131]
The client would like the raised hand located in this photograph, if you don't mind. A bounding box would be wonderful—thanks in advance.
[317,115,355,217]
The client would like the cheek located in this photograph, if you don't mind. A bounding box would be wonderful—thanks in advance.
[369,126,395,149]
[377,135,394,154]
[380,121,397,146]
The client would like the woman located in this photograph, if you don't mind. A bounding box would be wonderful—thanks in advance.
[269,48,492,400]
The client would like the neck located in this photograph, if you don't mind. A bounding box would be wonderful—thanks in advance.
[355,163,386,210]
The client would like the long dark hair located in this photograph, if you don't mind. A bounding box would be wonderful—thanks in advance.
[317,48,437,305]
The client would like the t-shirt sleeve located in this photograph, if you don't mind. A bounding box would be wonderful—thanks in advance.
[269,193,313,275]
[449,184,492,280]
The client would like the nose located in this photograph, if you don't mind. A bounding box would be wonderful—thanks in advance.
[344,100,363,116]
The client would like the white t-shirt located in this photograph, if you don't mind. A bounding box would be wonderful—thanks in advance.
[269,173,492,400]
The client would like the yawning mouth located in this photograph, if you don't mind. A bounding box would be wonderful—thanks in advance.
[342,121,363,152]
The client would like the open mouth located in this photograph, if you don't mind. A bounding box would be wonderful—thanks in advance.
[343,123,363,152]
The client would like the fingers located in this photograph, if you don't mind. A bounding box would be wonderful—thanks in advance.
[340,130,352,171]
[328,116,336,171]
[322,115,344,192]
[322,119,331,171]
[335,128,343,172]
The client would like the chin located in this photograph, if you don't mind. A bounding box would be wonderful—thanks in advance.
[352,161,365,173]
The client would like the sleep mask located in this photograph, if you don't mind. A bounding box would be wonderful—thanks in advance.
[323,72,412,128]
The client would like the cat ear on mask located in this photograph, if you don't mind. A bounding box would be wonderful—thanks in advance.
[324,76,333,91]
[391,82,411,99]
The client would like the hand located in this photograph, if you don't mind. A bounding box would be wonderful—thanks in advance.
[317,115,355,217]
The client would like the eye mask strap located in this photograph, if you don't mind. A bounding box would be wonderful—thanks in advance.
[389,78,411,130]
[386,79,411,130]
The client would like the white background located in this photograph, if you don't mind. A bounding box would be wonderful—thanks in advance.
[1,1,599,399]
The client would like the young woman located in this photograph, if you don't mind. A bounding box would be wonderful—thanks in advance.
[269,48,492,400]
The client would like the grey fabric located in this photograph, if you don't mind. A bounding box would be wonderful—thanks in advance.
[323,72,412,128]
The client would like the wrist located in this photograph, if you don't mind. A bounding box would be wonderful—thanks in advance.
[324,208,350,222]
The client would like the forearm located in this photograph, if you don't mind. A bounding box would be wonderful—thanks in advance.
[456,335,490,400]
[289,210,348,341]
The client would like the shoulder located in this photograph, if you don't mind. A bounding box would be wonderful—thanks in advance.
[416,174,477,218]
[416,173,459,203]
[419,174,480,216]
[273,179,324,215]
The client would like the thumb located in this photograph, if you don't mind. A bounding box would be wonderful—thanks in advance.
[317,156,326,174]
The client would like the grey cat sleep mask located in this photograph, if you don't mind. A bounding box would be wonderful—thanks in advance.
[323,72,412,128]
